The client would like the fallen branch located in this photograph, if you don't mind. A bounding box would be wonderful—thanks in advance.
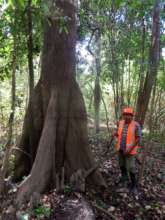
[92,202,118,220]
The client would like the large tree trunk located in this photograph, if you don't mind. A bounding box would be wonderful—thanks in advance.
[14,81,43,180]
[135,0,160,126]
[15,0,106,203]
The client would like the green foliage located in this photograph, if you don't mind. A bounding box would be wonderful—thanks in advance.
[9,0,26,9]
[64,184,72,193]
[59,16,69,34]
[34,205,52,219]
[96,198,108,209]
[157,61,165,90]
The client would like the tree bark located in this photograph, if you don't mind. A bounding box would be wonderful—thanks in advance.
[108,2,120,121]
[27,0,37,171]
[94,30,101,134]
[127,57,131,106]
[101,91,110,137]
[135,17,146,112]
[13,0,38,180]
[138,0,160,183]
[27,0,34,98]
[135,0,160,126]
[14,81,43,181]
[7,38,16,147]
[120,62,124,111]
[86,29,101,135]
[15,0,106,203]
[148,80,157,133]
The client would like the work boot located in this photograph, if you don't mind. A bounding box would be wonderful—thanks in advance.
[117,167,128,186]
[129,172,138,196]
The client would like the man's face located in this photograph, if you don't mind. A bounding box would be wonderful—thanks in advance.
[123,113,133,124]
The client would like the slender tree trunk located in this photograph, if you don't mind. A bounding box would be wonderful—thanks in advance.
[27,0,36,166]
[120,62,124,110]
[27,0,34,98]
[133,63,139,109]
[15,0,106,203]
[88,93,93,112]
[94,30,101,134]
[135,0,160,126]
[139,17,146,91]
[127,57,131,106]
[108,1,120,120]
[101,92,110,137]
[7,41,16,146]
[135,17,146,118]
[138,0,160,184]
[0,35,17,194]
[139,136,151,184]
[149,80,157,133]
[153,88,161,130]
[107,2,119,121]
[108,31,119,121]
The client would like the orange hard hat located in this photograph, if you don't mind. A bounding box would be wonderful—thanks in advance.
[122,107,134,115]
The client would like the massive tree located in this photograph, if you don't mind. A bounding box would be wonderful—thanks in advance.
[14,0,106,202]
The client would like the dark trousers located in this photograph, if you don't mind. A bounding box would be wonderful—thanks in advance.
[118,151,137,187]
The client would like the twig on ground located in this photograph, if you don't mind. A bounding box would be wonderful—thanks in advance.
[91,202,118,220]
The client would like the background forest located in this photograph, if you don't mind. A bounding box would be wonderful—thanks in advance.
[0,0,165,219]
[0,0,165,145]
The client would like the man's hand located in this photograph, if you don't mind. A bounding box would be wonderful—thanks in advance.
[124,145,135,155]
[124,149,130,155]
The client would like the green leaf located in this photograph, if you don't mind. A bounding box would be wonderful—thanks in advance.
[8,0,14,7]
[8,0,25,9]
[115,0,124,9]
[63,26,69,34]
[32,0,38,6]
[64,185,71,193]
[34,206,51,218]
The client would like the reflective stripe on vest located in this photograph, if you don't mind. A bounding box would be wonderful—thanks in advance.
[116,120,138,155]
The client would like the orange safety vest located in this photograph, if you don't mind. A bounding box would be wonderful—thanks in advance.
[116,120,138,155]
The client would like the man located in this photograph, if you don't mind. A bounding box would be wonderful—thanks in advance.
[115,107,142,194]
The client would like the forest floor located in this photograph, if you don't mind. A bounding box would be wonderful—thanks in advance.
[88,136,165,220]
[0,134,165,220]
